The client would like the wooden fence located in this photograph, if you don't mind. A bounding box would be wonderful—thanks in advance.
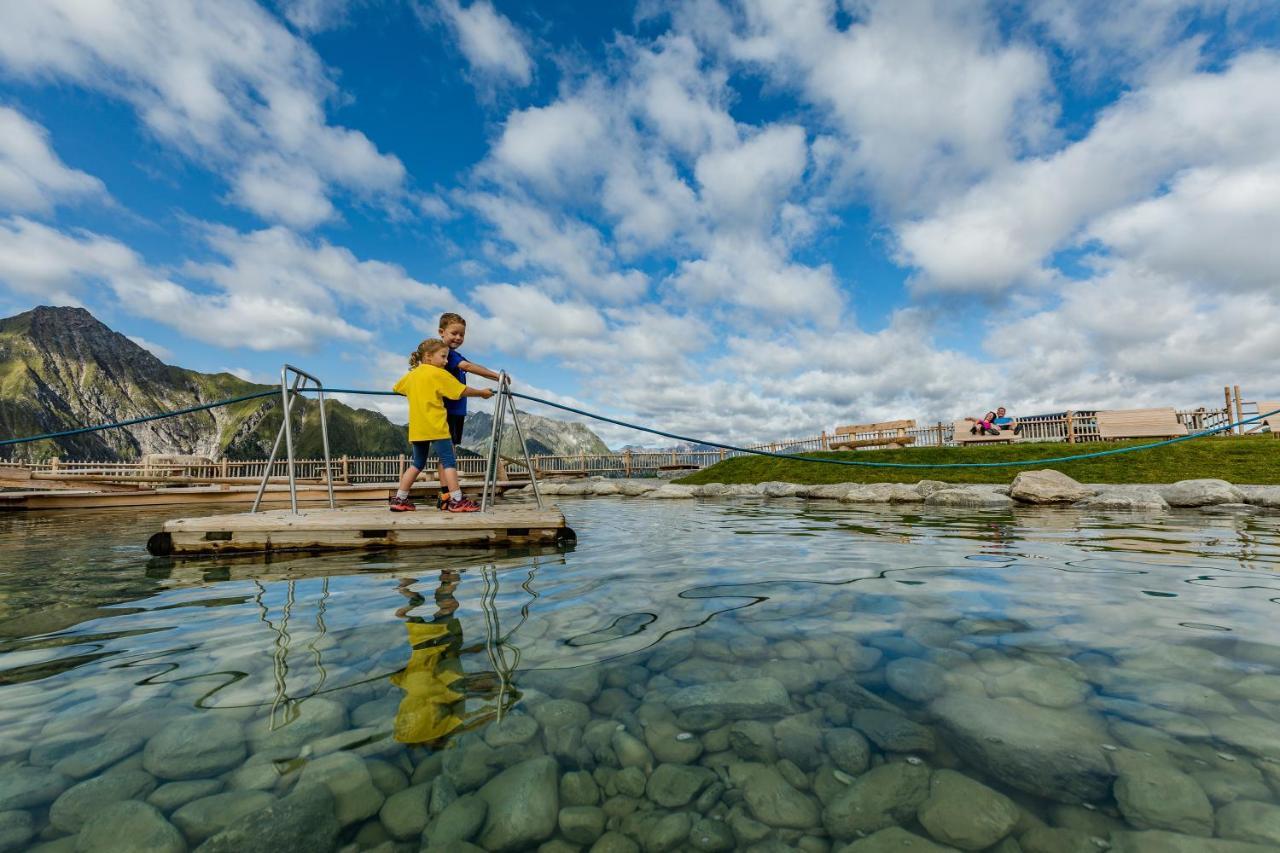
[1,395,1269,482]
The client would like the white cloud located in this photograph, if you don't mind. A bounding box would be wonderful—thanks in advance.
[0,216,455,351]
[0,107,105,214]
[279,0,355,33]
[896,52,1280,293]
[694,124,807,229]
[429,0,534,86]
[0,0,406,227]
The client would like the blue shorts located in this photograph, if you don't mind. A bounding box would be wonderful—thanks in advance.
[409,439,456,471]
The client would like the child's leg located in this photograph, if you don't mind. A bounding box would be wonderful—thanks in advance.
[440,465,461,494]
[397,442,430,497]
[397,465,420,494]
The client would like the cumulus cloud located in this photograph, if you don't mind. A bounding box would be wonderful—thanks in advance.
[0,217,454,351]
[0,0,406,227]
[0,107,105,214]
[426,0,534,86]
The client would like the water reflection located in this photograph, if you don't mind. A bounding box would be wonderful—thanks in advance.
[0,498,1278,850]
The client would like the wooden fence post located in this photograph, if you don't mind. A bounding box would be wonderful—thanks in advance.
[624,449,632,477]
[935,421,944,447]
[820,430,828,449]
[1233,384,1244,435]
[340,455,349,483]
[1065,411,1075,444]
[1224,386,1233,432]
[719,449,727,462]
[50,457,59,474]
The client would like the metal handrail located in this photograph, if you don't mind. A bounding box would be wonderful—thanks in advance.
[251,365,335,514]
[481,374,543,511]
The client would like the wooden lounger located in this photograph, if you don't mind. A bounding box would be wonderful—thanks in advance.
[830,419,916,450]
[1256,401,1280,436]
[952,419,1020,445]
[1095,407,1188,440]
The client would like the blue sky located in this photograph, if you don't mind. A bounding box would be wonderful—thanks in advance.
[1,0,1278,447]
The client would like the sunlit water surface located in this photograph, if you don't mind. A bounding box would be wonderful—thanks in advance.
[2,497,1279,851]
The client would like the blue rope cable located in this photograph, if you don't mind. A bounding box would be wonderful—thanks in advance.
[2,382,1276,470]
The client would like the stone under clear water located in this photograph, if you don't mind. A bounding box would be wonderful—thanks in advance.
[1,496,1279,852]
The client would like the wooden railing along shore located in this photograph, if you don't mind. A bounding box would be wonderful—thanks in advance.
[1,391,1269,482]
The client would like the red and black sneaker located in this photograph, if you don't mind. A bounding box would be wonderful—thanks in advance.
[389,495,416,512]
[443,498,480,513]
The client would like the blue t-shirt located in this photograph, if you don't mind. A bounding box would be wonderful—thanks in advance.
[444,349,467,415]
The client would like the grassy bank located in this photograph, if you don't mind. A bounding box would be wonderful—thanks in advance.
[677,435,1280,486]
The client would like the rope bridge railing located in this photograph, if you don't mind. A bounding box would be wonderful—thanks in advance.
[2,384,1276,473]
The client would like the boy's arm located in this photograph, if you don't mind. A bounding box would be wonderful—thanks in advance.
[457,359,502,382]
[461,387,494,398]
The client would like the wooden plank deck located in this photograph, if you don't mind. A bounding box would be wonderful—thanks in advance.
[147,504,572,556]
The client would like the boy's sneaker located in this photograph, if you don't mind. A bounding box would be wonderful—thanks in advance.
[436,490,449,510]
[443,498,480,513]
[389,495,416,512]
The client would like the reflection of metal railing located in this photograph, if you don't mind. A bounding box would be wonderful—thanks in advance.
[252,365,335,514]
[254,577,332,731]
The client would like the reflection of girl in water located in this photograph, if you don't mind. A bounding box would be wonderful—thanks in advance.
[390,571,468,746]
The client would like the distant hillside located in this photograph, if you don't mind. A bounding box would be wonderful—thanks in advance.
[0,306,406,461]
[462,409,610,457]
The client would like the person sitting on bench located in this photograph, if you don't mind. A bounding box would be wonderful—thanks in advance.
[992,406,1022,435]
[967,411,999,435]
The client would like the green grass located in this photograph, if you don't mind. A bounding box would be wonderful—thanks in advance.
[677,435,1280,485]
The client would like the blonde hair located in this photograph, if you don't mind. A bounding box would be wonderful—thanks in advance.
[409,338,448,369]
[438,312,466,331]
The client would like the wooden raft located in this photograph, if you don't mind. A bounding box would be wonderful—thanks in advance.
[147,504,573,556]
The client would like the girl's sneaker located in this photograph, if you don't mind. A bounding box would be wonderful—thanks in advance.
[389,495,416,512]
[444,498,480,513]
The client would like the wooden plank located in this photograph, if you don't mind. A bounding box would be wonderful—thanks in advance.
[151,504,571,556]
[1095,408,1187,439]
[1257,401,1280,435]
[829,435,917,450]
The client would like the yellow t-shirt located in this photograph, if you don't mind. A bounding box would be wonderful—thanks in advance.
[393,365,466,441]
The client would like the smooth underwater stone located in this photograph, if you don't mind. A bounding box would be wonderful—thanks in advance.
[73,801,184,853]
[1206,714,1280,758]
[559,805,606,844]
[297,751,385,826]
[589,830,641,852]
[483,714,540,748]
[1091,696,1211,740]
[824,729,870,776]
[378,782,429,839]
[245,698,347,753]
[774,713,825,770]
[640,810,691,852]
[53,736,144,780]
[614,766,646,798]
[990,662,1089,709]
[195,783,339,853]
[612,729,655,772]
[645,720,703,765]
[1018,825,1098,853]
[1009,470,1095,504]
[645,764,715,807]
[916,769,1018,850]
[740,765,821,829]
[0,766,69,810]
[1113,752,1213,836]
[423,793,486,847]
[822,760,930,840]
[728,721,777,763]
[929,693,1114,803]
[1108,829,1278,853]
[834,643,882,672]
[667,678,791,719]
[1160,479,1244,507]
[364,758,408,797]
[147,780,223,813]
[1216,800,1280,846]
[560,770,601,807]
[0,810,35,852]
[687,816,734,851]
[171,790,274,843]
[1228,674,1280,703]
[850,709,936,753]
[475,756,559,853]
[49,770,158,832]
[885,658,947,703]
[840,826,954,852]
[143,716,246,780]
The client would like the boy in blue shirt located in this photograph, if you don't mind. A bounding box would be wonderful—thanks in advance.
[437,312,503,508]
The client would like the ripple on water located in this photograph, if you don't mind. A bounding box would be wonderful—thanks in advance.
[1,499,1279,849]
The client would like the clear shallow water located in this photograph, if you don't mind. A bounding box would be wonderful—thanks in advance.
[1,498,1280,851]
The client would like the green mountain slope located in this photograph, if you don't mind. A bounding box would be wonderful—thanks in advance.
[0,306,408,461]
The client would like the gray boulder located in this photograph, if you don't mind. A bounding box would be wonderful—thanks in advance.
[1113,753,1213,836]
[379,783,429,840]
[424,793,487,847]
[0,810,35,852]
[297,751,385,826]
[475,756,558,852]
[1075,487,1169,511]
[840,826,954,851]
[917,769,1019,850]
[924,488,1014,509]
[1010,470,1095,504]
[822,760,930,839]
[759,481,804,497]
[645,764,715,807]
[649,484,697,499]
[172,790,274,844]
[245,698,347,753]
[74,801,184,853]
[740,765,821,829]
[143,716,246,780]
[195,783,340,853]
[1161,479,1244,507]
[929,693,1114,803]
[667,678,791,718]
[1238,485,1280,508]
[1216,799,1280,846]
[885,658,947,703]
[850,709,936,753]
[50,770,157,832]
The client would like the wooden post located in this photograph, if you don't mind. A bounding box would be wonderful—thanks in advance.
[624,449,632,477]
[1065,411,1075,444]
[50,457,59,474]
[340,455,349,483]
[935,421,944,447]
[719,448,727,462]
[1224,386,1233,434]
[1233,384,1244,435]
[820,430,828,449]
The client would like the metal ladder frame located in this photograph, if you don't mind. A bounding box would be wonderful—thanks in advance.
[480,373,543,511]
[251,364,335,514]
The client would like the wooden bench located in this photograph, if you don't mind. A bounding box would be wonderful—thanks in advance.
[1256,401,1280,436]
[1095,407,1188,440]
[952,419,1020,445]
[830,419,916,450]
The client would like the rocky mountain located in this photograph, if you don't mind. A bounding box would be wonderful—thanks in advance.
[0,306,613,463]
[0,306,406,462]
[462,409,610,457]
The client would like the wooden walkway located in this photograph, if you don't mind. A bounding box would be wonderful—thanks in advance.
[147,504,572,556]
